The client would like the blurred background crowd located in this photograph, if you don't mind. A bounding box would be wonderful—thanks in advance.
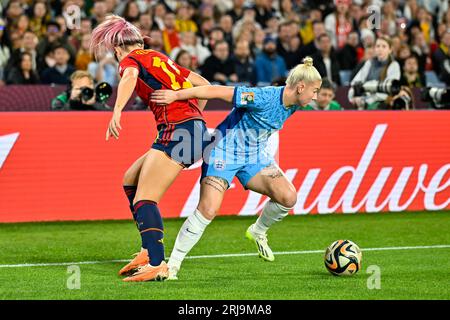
[0,0,449,110]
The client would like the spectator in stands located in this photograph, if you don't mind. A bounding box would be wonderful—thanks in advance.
[254,35,287,84]
[148,29,166,54]
[381,0,397,37]
[226,0,245,23]
[68,18,93,52]
[75,33,93,71]
[252,28,266,56]
[91,0,109,27]
[396,43,412,68]
[415,6,435,45]
[5,52,40,85]
[0,18,11,85]
[162,12,180,55]
[174,49,195,71]
[312,33,341,85]
[254,0,276,28]
[400,54,426,88]
[324,0,354,49]
[303,78,342,110]
[359,27,376,50]
[207,27,225,52]
[306,0,334,18]
[432,29,450,84]
[219,14,234,48]
[28,1,49,40]
[198,17,215,48]
[299,9,322,46]
[10,14,30,39]
[201,40,238,84]
[4,0,25,27]
[41,44,75,85]
[6,30,39,78]
[122,0,141,23]
[348,36,401,110]
[109,0,122,13]
[175,2,198,33]
[37,20,76,70]
[300,21,326,59]
[231,39,256,84]
[278,0,297,22]
[337,31,359,72]
[87,51,118,87]
[410,31,430,74]
[277,21,303,69]
[138,11,153,37]
[170,31,210,67]
[152,2,167,30]
[51,70,110,111]
[233,5,262,40]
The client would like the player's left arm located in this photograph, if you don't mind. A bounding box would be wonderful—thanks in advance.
[186,71,210,111]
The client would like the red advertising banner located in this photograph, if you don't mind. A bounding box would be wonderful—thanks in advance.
[1,111,449,223]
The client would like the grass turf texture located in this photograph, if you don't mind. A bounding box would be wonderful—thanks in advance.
[0,211,449,300]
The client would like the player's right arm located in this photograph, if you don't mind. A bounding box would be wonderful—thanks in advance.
[151,85,234,105]
[106,67,139,141]
[186,71,210,111]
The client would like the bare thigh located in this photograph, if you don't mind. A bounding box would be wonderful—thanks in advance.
[245,163,297,208]
[123,151,150,186]
[197,176,229,220]
[133,149,184,205]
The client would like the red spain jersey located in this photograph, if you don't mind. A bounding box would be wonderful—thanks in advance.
[118,49,203,125]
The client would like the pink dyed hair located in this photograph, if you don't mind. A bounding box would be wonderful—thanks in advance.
[90,15,144,59]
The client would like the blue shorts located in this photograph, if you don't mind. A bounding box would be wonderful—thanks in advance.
[201,147,275,189]
[152,119,211,168]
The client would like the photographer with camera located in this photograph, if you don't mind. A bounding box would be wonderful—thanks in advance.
[348,35,401,110]
[51,70,112,111]
[381,86,414,110]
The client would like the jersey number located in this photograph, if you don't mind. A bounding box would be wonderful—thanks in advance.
[152,57,192,90]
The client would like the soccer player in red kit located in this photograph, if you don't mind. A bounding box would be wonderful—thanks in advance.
[90,15,210,282]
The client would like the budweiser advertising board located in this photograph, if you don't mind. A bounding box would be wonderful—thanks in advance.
[0,111,449,223]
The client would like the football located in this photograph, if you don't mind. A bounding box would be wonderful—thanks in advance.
[324,240,362,276]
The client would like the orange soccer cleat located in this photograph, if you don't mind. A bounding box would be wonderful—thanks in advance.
[118,250,150,276]
[122,261,169,282]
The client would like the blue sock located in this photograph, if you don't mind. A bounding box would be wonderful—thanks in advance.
[123,185,137,221]
[134,200,165,266]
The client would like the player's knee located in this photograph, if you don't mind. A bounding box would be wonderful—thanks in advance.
[197,204,218,221]
[276,190,297,209]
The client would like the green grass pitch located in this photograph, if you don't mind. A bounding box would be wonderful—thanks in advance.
[0,211,449,300]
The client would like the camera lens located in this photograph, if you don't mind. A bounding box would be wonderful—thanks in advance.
[95,82,113,102]
[80,87,94,101]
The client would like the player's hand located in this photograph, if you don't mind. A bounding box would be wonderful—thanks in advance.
[151,90,178,105]
[106,110,122,141]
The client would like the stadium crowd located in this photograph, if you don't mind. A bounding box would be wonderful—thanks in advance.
[0,0,449,109]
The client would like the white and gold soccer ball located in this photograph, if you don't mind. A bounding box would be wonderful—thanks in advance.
[324,240,362,276]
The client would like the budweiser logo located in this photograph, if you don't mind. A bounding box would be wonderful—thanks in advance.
[181,124,450,216]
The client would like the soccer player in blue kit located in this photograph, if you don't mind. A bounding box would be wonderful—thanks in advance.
[151,57,322,279]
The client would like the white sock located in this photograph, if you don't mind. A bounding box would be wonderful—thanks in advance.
[253,201,291,235]
[168,209,211,270]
